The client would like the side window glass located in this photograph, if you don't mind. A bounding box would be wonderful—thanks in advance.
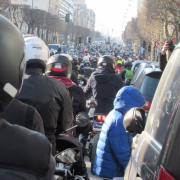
[146,49,180,145]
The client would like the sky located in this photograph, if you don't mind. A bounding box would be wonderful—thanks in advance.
[86,0,138,38]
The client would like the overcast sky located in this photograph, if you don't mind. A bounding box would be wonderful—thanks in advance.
[86,0,138,37]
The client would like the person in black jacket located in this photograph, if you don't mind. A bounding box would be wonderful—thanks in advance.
[46,54,86,118]
[84,55,124,117]
[46,54,90,180]
[70,55,81,84]
[159,40,175,72]
[0,15,55,180]
[1,99,45,134]
[18,36,73,156]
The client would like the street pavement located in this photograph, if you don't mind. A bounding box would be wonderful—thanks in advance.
[84,156,102,180]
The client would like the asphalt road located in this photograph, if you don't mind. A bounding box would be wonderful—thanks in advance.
[84,156,103,180]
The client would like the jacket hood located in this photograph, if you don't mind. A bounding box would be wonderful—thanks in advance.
[92,68,115,83]
[114,86,145,115]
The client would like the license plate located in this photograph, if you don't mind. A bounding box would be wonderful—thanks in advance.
[93,122,103,131]
[56,163,65,170]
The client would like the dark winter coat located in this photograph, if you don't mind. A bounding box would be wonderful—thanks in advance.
[93,86,145,179]
[159,53,167,72]
[1,99,45,134]
[0,119,55,180]
[84,68,124,116]
[18,68,73,155]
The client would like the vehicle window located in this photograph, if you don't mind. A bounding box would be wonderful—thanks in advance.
[134,63,140,72]
[48,45,59,50]
[133,70,146,89]
[131,63,147,85]
[140,73,161,102]
[61,45,67,48]
[145,48,180,145]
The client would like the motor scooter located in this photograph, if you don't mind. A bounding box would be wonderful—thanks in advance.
[55,112,90,180]
[85,100,107,174]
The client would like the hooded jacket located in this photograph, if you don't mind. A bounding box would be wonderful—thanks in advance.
[18,68,73,155]
[93,86,145,179]
[84,68,124,116]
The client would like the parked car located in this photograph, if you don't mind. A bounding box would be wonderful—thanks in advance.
[48,44,60,54]
[61,45,68,53]
[131,60,152,72]
[131,64,162,114]
[131,62,159,86]
[124,43,180,180]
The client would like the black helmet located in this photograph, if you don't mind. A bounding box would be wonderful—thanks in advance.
[72,55,79,66]
[97,55,116,70]
[0,15,25,112]
[46,54,72,78]
[84,61,91,68]
[125,61,132,70]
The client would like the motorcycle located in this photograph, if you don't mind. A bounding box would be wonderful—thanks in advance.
[55,112,90,180]
[55,148,85,180]
[85,100,107,174]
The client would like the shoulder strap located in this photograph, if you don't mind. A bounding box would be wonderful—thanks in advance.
[25,105,35,130]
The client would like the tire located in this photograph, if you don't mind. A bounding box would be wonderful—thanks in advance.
[90,133,100,174]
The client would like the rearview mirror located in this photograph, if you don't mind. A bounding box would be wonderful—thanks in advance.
[76,112,89,127]
[123,108,146,134]
[55,148,81,164]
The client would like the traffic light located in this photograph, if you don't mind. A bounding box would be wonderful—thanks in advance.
[65,14,70,22]
[88,37,91,45]
[78,37,82,46]
[143,40,146,48]
[148,45,151,52]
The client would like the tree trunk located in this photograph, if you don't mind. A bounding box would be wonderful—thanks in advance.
[46,28,49,44]
[64,32,68,44]
[37,27,40,37]
[28,25,31,34]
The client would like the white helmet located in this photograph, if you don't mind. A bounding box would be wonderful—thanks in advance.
[24,35,49,73]
[83,56,89,62]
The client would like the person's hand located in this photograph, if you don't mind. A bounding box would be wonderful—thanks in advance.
[161,41,169,55]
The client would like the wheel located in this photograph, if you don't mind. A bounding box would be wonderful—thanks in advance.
[90,133,100,174]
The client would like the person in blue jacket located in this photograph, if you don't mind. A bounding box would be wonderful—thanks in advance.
[93,86,145,179]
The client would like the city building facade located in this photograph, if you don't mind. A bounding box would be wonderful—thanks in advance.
[59,0,74,21]
[49,0,59,16]
[11,0,50,12]
[73,0,95,31]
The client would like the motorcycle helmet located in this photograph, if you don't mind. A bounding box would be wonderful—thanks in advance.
[72,55,79,66]
[0,15,25,112]
[84,61,91,68]
[125,61,132,70]
[97,55,116,70]
[116,60,123,68]
[24,35,49,73]
[83,56,89,62]
[46,54,72,78]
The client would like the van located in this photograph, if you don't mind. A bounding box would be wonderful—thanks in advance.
[124,43,180,180]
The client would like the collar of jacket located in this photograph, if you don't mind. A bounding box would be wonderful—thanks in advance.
[26,68,43,75]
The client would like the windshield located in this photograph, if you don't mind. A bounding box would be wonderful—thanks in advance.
[48,45,59,50]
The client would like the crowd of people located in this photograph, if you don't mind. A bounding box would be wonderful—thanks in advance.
[0,15,147,180]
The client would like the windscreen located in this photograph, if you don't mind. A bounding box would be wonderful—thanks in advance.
[48,45,59,50]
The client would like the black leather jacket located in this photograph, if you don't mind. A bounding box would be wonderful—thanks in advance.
[18,68,73,155]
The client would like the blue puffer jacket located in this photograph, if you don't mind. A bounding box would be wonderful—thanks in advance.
[93,86,145,179]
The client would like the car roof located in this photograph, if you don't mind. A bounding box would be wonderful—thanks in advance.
[48,44,60,46]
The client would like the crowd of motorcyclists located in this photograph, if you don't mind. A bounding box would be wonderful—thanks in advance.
[0,15,145,180]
